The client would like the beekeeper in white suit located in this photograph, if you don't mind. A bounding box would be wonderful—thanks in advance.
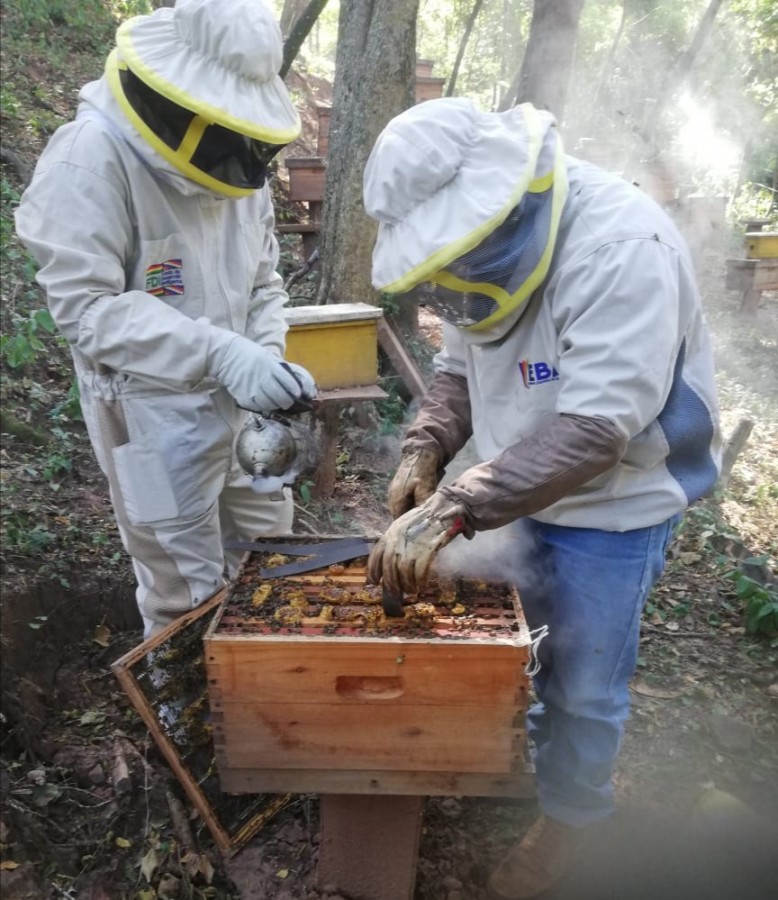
[15,0,315,637]
[364,99,722,899]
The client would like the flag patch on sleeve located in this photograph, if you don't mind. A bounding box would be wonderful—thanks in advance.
[145,259,184,297]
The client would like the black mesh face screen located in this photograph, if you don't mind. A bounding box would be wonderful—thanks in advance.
[413,282,499,328]
[120,67,195,150]
[119,68,286,189]
[190,123,283,189]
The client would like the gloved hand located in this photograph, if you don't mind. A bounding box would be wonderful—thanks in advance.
[367,491,475,596]
[388,447,441,519]
[211,333,315,413]
[283,361,317,403]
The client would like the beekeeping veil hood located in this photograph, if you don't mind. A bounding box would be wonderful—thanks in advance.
[105,0,301,198]
[364,99,568,336]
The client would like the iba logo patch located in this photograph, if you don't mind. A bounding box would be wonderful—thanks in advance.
[519,359,559,388]
[145,259,184,297]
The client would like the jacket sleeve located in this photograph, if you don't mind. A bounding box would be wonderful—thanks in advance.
[15,149,230,392]
[402,369,473,465]
[245,185,289,359]
[440,413,627,531]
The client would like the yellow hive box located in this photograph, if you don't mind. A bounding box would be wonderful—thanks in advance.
[745,232,778,259]
[283,302,383,390]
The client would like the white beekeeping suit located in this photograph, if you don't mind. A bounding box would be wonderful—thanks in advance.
[15,0,316,636]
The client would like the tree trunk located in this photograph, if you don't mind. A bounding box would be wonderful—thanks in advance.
[590,0,629,112]
[638,0,727,153]
[316,0,419,307]
[515,0,586,120]
[446,0,485,98]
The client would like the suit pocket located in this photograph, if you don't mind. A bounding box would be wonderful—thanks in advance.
[113,433,179,526]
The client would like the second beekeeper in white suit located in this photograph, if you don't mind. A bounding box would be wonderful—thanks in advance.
[15,0,315,636]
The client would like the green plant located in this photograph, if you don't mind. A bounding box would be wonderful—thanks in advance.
[3,517,55,554]
[41,425,77,484]
[5,0,148,47]
[0,308,57,368]
[374,382,407,432]
[0,85,22,122]
[296,479,315,504]
[50,382,84,423]
[726,560,778,640]
[378,293,401,319]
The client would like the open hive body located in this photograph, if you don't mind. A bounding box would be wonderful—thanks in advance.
[205,537,534,798]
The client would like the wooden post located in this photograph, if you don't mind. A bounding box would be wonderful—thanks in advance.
[376,318,428,402]
[317,795,425,900]
[313,399,341,498]
[716,417,755,493]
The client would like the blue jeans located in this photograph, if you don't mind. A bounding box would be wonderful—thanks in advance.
[513,515,680,827]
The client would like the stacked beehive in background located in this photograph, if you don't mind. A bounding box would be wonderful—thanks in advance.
[281,59,446,256]
[726,218,778,315]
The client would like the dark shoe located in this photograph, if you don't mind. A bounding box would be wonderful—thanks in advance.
[487,815,585,899]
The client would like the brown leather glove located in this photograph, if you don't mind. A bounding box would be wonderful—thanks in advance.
[387,447,442,519]
[367,492,475,596]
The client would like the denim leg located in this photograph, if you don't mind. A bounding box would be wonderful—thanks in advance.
[513,516,679,827]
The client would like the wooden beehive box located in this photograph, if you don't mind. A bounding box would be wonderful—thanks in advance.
[415,75,446,103]
[283,302,383,390]
[286,156,327,202]
[205,537,533,798]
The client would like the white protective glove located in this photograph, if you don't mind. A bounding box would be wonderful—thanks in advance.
[282,362,317,403]
[210,332,315,413]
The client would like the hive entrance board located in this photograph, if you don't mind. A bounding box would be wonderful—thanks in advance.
[205,536,535,799]
[111,594,290,856]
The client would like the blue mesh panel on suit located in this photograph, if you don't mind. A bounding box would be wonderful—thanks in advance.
[657,341,718,503]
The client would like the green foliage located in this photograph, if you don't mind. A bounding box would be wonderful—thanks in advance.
[378,293,400,319]
[5,1,153,46]
[51,382,84,423]
[374,382,407,432]
[296,478,316,504]
[728,183,777,223]
[0,308,58,369]
[726,557,778,639]
[2,513,56,555]
[0,85,22,123]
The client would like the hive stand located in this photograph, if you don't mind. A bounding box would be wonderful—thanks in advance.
[282,302,388,497]
[726,227,778,315]
[278,104,330,258]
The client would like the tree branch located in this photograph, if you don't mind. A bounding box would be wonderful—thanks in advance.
[280,0,331,80]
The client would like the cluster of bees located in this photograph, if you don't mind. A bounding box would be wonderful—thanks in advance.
[231,554,470,634]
